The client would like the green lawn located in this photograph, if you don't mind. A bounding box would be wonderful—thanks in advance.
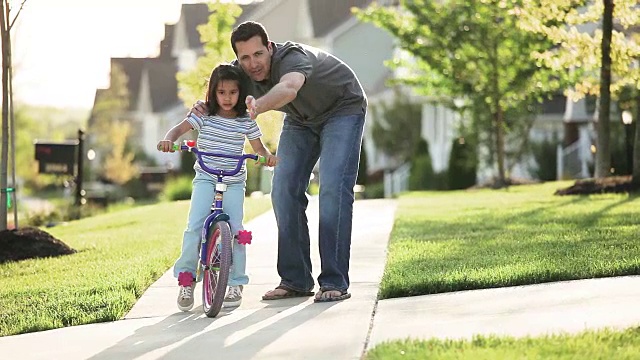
[368,181,640,358]
[380,181,640,299]
[0,197,272,337]
[366,327,640,360]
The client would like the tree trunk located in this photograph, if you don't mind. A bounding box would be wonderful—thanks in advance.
[594,0,614,179]
[632,92,640,185]
[7,3,16,228]
[0,0,8,231]
[495,107,506,186]
[490,37,506,187]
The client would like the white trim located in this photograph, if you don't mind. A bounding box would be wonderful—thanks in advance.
[324,16,359,49]
[136,67,152,114]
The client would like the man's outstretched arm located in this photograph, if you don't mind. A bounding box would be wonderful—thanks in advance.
[247,72,305,119]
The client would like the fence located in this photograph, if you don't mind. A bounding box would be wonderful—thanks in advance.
[383,162,411,198]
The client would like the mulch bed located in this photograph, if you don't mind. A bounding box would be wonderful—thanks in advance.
[0,227,76,264]
[554,175,640,195]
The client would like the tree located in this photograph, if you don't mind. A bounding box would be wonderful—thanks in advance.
[178,1,284,155]
[355,0,560,188]
[517,0,640,178]
[369,89,423,164]
[177,1,241,106]
[1,0,26,231]
[102,121,138,185]
[89,63,130,149]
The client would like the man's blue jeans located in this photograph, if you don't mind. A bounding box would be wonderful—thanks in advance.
[272,113,365,292]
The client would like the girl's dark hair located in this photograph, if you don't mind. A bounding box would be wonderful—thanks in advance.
[205,64,250,117]
[230,21,269,55]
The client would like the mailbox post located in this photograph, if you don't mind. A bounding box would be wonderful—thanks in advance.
[34,129,85,209]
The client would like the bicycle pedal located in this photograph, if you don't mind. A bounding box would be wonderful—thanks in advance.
[237,230,252,245]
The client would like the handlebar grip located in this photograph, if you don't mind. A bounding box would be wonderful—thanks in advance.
[256,155,267,164]
[171,143,180,151]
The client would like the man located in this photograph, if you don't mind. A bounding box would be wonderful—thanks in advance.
[194,21,366,302]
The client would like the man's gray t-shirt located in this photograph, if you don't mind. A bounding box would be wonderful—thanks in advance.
[235,41,367,125]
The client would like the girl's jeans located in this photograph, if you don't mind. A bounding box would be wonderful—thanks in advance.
[272,113,365,293]
[173,172,248,286]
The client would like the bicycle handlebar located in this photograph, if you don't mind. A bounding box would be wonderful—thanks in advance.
[168,141,266,177]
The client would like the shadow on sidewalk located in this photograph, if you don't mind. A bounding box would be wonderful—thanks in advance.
[89,298,335,359]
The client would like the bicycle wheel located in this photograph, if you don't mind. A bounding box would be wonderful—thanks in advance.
[202,220,233,317]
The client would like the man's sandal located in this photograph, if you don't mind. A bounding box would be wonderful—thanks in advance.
[262,285,315,300]
[313,288,351,303]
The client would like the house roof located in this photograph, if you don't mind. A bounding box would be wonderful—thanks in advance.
[111,57,145,111]
[95,1,272,117]
[182,3,210,49]
[87,89,107,128]
[159,24,175,59]
[145,59,179,113]
[180,2,267,48]
[237,2,262,24]
[308,0,373,37]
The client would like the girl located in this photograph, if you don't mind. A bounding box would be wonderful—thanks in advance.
[157,64,278,311]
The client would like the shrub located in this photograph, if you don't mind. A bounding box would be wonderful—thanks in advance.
[530,135,559,181]
[357,143,368,186]
[448,137,478,189]
[161,175,193,201]
[409,156,434,190]
[408,139,434,191]
[363,181,385,199]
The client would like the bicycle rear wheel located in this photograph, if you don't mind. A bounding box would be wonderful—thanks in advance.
[202,220,233,317]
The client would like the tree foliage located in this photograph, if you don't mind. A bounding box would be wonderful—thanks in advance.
[517,0,640,178]
[177,1,241,106]
[355,0,561,186]
[517,0,640,99]
[102,120,138,185]
[89,63,130,148]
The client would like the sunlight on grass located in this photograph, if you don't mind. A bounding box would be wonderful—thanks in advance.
[0,196,272,337]
[380,182,640,299]
[366,327,640,360]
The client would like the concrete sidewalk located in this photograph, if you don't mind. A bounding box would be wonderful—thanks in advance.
[370,275,640,347]
[0,198,397,360]
[2,198,640,359]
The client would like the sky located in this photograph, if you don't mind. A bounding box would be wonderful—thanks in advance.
[10,0,246,109]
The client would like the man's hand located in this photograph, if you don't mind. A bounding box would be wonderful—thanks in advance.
[245,95,257,120]
[264,154,279,167]
[190,100,208,118]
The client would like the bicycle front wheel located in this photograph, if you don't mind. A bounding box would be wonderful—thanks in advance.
[202,220,233,318]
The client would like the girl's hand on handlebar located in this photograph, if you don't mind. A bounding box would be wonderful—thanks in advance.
[157,140,175,152]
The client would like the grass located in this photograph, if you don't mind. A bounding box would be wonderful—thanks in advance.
[0,196,272,337]
[365,327,640,360]
[380,181,640,299]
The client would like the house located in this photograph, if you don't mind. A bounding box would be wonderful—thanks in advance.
[89,3,260,173]
[92,1,598,197]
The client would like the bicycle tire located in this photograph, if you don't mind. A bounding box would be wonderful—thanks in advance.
[202,220,233,318]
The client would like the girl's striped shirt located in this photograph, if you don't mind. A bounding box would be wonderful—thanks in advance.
[186,113,262,184]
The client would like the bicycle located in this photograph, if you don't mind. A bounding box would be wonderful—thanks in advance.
[168,139,266,317]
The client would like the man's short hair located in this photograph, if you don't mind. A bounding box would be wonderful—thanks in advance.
[230,21,269,54]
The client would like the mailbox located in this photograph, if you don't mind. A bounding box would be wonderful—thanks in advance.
[34,141,79,176]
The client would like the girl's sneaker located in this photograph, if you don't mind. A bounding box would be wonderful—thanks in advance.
[177,272,196,311]
[223,285,243,308]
